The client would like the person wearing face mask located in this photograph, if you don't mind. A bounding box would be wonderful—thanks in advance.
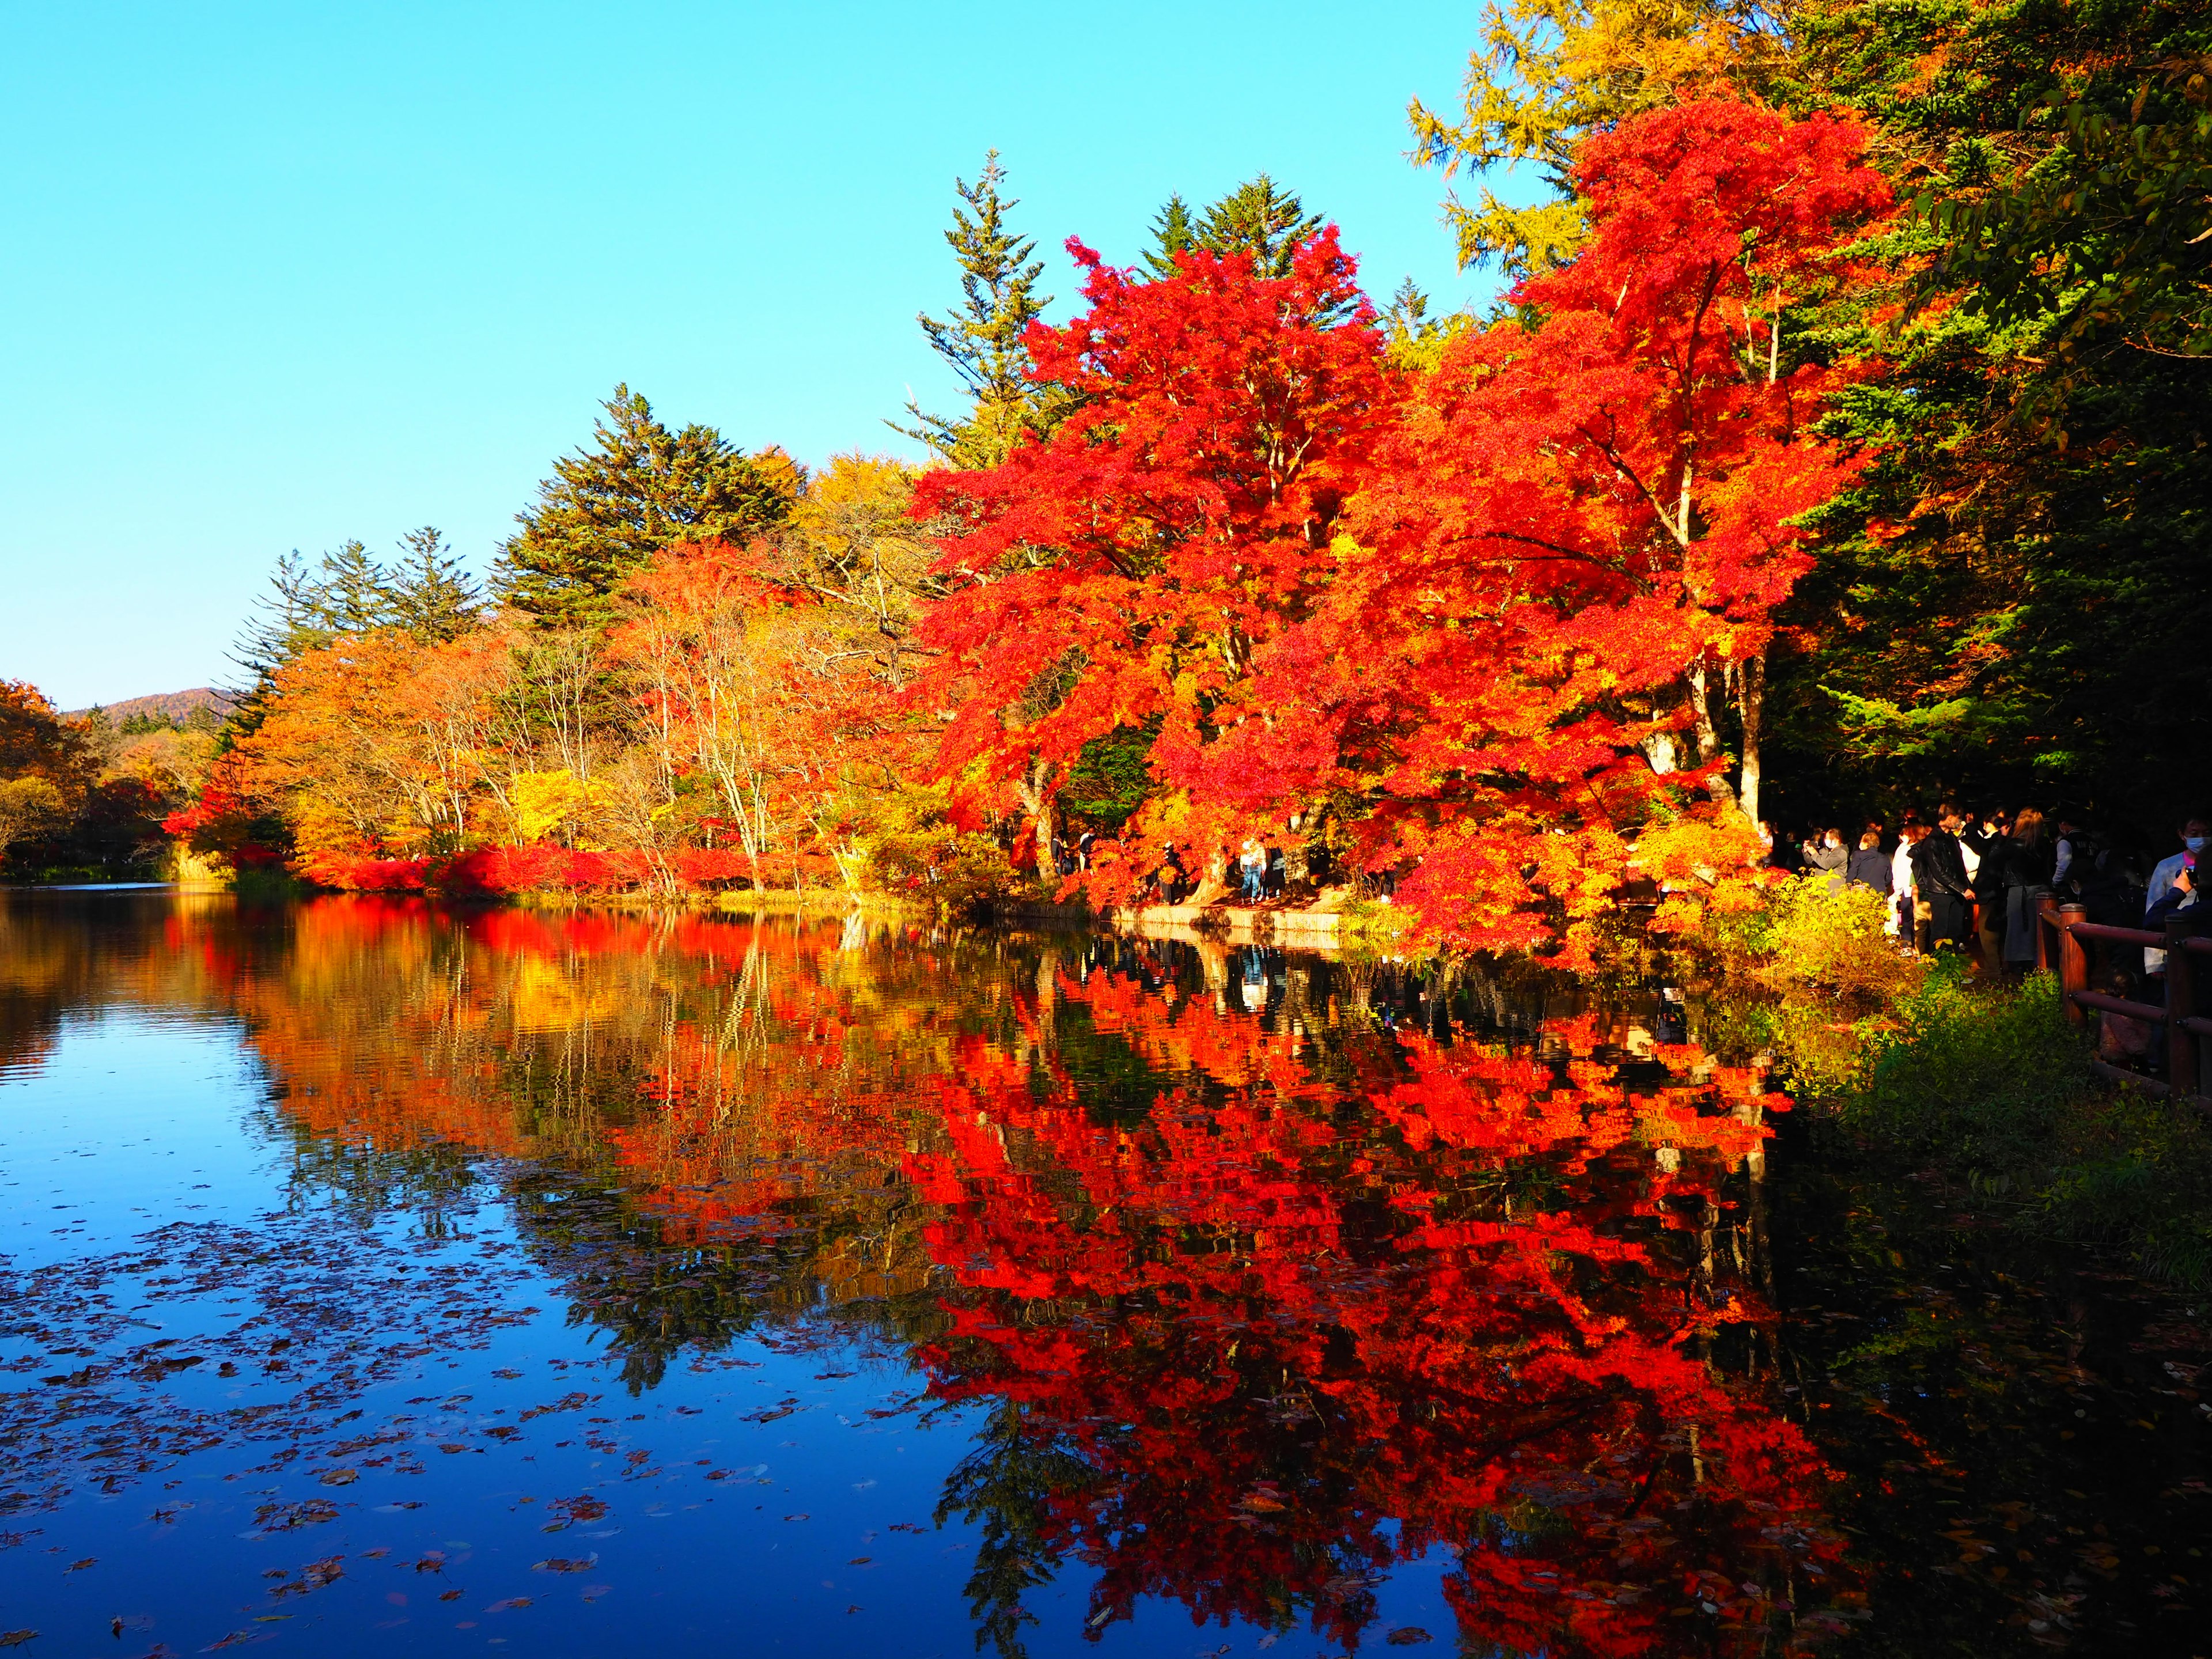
[2144,813,2209,978]
[1910,803,1978,950]
[1805,827,1849,893]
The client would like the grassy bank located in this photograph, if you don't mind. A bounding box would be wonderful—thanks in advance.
[1713,879,2212,1289]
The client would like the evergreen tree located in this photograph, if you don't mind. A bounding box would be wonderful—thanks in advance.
[317,539,393,632]
[897,151,1057,468]
[226,529,485,734]
[226,551,350,737]
[387,526,483,643]
[1142,194,1197,278]
[493,385,797,627]
[1195,175,1323,279]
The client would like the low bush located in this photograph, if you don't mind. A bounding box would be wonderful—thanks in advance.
[1806,958,2212,1288]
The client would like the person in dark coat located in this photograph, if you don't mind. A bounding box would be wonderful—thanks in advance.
[1910,802,1978,949]
[1846,830,1892,896]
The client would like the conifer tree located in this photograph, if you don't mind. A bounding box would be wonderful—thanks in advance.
[318,540,394,633]
[493,386,797,627]
[1380,276,1465,369]
[1142,195,1196,278]
[226,550,358,737]
[897,152,1057,468]
[387,527,483,643]
[1195,175,1323,279]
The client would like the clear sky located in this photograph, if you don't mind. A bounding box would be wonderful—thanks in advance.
[0,1,1502,709]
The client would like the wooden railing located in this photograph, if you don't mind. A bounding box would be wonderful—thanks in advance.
[2036,894,2211,1107]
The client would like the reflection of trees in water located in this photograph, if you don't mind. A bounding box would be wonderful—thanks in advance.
[935,1400,1101,1659]
[0,890,241,1074]
[21,895,1837,1656]
[251,1100,482,1235]
[899,975,1835,1658]
[507,1170,955,1393]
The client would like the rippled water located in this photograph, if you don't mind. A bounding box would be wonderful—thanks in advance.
[2,891,2209,1657]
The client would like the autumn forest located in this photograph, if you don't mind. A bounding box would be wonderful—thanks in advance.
[6,0,2210,960]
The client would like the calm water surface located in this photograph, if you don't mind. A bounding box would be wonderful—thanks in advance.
[3,892,2209,1658]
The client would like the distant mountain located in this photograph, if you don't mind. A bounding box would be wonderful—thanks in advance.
[66,688,236,725]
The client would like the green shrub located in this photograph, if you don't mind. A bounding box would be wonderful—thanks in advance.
[1708,873,1925,1003]
[1806,959,2212,1287]
[1841,960,2090,1165]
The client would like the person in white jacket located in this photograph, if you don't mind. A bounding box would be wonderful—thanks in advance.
[1890,825,1923,944]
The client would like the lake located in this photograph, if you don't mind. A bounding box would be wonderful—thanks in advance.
[2,890,2208,1657]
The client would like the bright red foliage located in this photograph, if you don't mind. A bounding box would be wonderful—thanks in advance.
[900,967,1846,1655]
[916,97,1891,957]
[912,230,1396,855]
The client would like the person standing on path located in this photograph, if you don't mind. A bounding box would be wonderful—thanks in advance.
[2145,812,2209,978]
[1846,830,1892,899]
[1910,804,1978,952]
[2001,808,2056,971]
[1890,824,1923,944]
[1805,828,1849,893]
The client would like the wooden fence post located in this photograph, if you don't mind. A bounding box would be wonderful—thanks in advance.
[2168,918,2200,1101]
[2036,891,2061,974]
[2058,903,2090,1028]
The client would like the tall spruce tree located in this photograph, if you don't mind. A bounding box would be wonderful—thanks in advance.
[493,385,797,627]
[1142,194,1197,278]
[1195,175,1324,279]
[226,546,381,737]
[387,527,483,643]
[897,151,1057,469]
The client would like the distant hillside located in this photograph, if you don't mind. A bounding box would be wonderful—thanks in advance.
[66,687,236,725]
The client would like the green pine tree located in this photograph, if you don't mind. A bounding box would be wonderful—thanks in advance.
[226,550,353,737]
[897,151,1058,469]
[1142,194,1197,278]
[1195,175,1323,279]
[493,385,797,627]
[317,539,395,632]
[387,527,483,643]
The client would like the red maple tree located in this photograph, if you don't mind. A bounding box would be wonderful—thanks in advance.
[916,99,1891,958]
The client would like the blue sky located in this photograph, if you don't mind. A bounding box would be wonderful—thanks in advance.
[0,2,1502,709]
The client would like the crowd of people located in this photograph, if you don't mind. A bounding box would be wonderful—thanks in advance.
[1052,827,1334,909]
[1048,804,2206,988]
[1765,805,2206,974]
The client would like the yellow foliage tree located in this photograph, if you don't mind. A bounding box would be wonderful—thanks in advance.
[1408,0,1789,279]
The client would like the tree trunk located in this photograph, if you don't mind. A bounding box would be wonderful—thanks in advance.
[1014,756,1056,885]
[1686,654,1738,809]
[1734,653,1765,826]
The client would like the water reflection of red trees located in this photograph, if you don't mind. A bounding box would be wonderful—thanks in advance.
[903,969,1848,1656]
[189,902,1850,1654]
